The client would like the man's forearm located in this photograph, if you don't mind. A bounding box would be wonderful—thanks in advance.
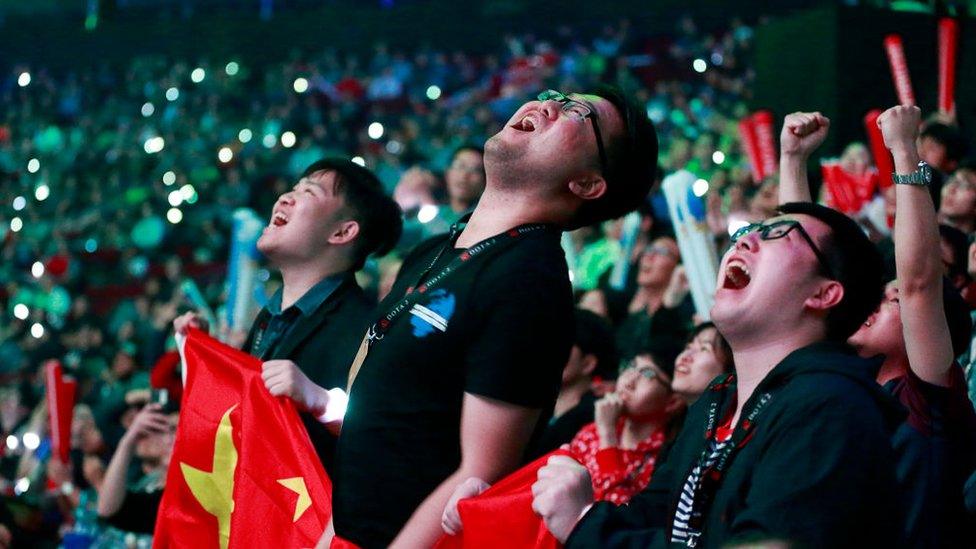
[779,154,813,203]
[97,437,135,517]
[390,470,467,549]
[892,146,941,289]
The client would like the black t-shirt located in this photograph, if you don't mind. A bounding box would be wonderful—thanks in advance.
[332,229,574,548]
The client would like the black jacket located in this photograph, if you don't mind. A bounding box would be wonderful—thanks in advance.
[567,342,905,548]
[243,275,374,472]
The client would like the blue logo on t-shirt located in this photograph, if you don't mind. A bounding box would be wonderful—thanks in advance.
[409,289,456,338]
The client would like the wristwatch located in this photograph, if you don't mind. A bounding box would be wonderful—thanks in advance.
[892,161,933,186]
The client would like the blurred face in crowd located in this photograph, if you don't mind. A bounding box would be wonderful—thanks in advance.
[671,326,729,401]
[561,345,596,387]
[135,413,178,470]
[636,237,679,288]
[112,351,136,378]
[616,355,677,420]
[848,281,906,361]
[711,214,837,341]
[939,169,976,221]
[918,136,952,173]
[446,149,486,208]
[257,169,350,264]
[839,143,871,177]
[485,91,621,200]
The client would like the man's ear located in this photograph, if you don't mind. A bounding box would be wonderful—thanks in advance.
[804,279,844,312]
[328,220,360,245]
[568,175,607,202]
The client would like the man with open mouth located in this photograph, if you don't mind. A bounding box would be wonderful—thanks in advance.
[530,115,905,546]
[326,85,658,548]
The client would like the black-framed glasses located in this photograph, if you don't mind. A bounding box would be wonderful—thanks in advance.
[619,359,672,388]
[730,219,834,278]
[537,89,609,176]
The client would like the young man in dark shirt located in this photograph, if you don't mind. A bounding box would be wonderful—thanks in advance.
[528,308,620,460]
[326,86,658,548]
[529,121,902,542]
[175,158,402,472]
[844,106,976,547]
[779,108,976,546]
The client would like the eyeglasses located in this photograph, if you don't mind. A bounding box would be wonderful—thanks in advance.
[644,244,679,261]
[619,360,672,388]
[537,89,609,176]
[730,219,834,278]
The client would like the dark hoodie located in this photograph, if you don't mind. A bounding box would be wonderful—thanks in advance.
[567,342,905,548]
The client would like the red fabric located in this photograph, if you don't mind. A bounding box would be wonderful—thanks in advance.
[884,34,915,106]
[864,109,895,190]
[568,422,665,505]
[434,450,570,549]
[821,162,879,215]
[938,19,958,115]
[149,351,183,403]
[331,536,360,549]
[738,117,763,183]
[44,360,76,463]
[153,330,331,548]
[751,111,779,179]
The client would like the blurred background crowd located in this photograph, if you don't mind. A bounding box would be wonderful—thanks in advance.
[1,0,974,546]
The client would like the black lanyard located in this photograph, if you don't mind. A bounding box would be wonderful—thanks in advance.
[364,216,551,348]
[684,373,776,536]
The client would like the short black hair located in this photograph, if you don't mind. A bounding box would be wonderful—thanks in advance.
[777,202,884,342]
[573,309,619,381]
[921,123,969,164]
[941,281,972,357]
[569,84,659,229]
[302,158,403,270]
[939,224,971,287]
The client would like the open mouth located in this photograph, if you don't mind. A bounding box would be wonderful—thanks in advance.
[510,113,538,132]
[270,211,289,228]
[722,259,751,290]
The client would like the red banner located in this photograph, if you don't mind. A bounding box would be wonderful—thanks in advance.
[752,111,778,179]
[738,116,764,183]
[938,18,958,115]
[821,161,879,215]
[154,330,331,549]
[864,109,895,190]
[44,360,76,464]
[884,34,915,106]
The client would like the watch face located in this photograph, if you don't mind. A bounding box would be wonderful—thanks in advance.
[920,162,933,183]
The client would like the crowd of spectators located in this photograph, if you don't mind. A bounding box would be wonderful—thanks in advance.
[3,5,974,546]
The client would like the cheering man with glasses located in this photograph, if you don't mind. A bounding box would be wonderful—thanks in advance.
[326,85,658,548]
[528,184,905,542]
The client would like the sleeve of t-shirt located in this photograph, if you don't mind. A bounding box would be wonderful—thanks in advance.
[463,248,573,408]
[102,489,163,534]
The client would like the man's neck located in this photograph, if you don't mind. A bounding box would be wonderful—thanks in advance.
[876,354,908,385]
[554,380,590,418]
[621,415,665,450]
[279,262,349,310]
[630,285,666,314]
[728,334,817,425]
[455,187,556,248]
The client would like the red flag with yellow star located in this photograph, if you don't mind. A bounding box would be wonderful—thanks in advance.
[153,329,331,548]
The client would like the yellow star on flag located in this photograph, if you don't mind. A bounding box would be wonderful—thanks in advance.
[277,477,312,522]
[181,405,238,549]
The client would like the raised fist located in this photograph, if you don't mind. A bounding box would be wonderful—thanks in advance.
[780,112,830,158]
[876,105,921,154]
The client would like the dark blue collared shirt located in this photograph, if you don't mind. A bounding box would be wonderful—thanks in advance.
[249,272,347,359]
